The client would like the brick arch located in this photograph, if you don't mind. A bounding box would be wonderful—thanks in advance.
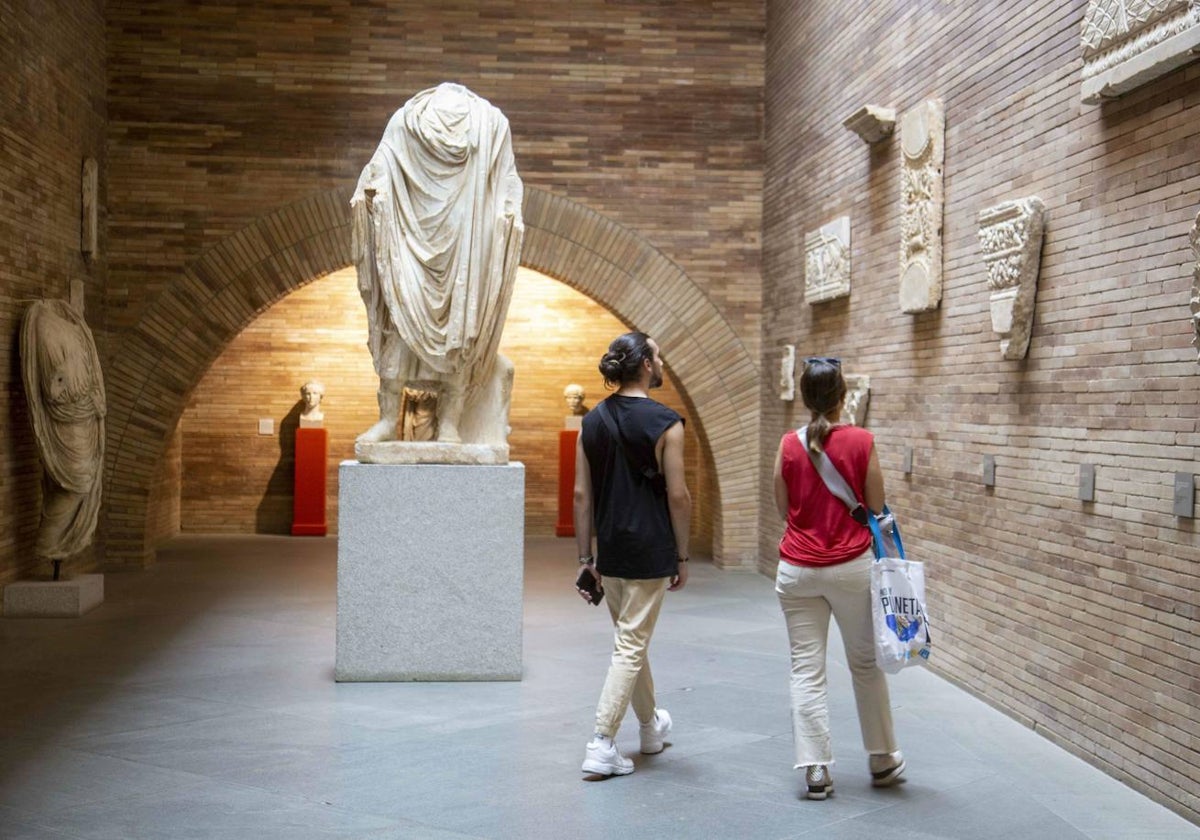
[102,188,760,568]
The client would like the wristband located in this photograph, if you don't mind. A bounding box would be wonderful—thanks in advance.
[579,555,595,565]
[677,557,689,563]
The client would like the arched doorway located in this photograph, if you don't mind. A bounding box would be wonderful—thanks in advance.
[103,188,760,568]
[168,267,717,553]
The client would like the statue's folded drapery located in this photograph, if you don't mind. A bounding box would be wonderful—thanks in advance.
[20,300,106,560]
[351,83,524,391]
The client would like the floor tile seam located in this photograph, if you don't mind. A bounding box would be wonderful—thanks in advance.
[61,703,405,756]
[6,766,414,830]
[0,805,89,840]
[119,655,335,688]
[616,773,822,817]
[1028,792,1200,838]
[0,757,232,811]
[668,639,786,662]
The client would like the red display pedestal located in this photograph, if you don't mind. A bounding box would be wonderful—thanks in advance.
[556,429,578,537]
[292,427,328,536]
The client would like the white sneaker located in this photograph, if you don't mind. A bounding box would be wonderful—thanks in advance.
[805,764,833,800]
[869,751,906,787]
[639,708,672,754]
[581,738,634,777]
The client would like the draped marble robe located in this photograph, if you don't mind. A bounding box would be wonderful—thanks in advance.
[351,83,524,447]
[19,300,106,564]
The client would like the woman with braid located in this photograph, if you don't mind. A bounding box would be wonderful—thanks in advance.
[772,357,906,800]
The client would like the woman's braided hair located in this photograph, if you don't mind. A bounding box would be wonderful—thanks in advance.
[800,359,846,454]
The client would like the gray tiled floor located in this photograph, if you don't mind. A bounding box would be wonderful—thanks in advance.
[1,534,1196,839]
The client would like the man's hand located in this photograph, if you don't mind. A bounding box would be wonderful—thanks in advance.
[576,564,602,603]
[668,562,688,592]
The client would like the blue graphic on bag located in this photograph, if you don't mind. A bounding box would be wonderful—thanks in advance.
[878,585,924,642]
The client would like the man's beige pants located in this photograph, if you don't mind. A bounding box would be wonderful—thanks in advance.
[594,575,669,737]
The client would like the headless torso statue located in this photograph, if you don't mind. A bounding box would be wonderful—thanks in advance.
[351,83,524,458]
[20,300,106,580]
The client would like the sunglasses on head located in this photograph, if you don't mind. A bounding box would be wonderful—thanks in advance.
[804,356,841,367]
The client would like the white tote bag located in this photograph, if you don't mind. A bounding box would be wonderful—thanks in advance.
[868,509,932,673]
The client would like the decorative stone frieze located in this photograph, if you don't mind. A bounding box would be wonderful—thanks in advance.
[841,374,870,426]
[843,104,896,144]
[805,216,851,304]
[779,345,795,401]
[978,196,1047,360]
[1190,210,1200,363]
[899,99,945,314]
[1080,0,1200,104]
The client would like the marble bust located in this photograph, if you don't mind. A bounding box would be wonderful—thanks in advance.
[563,384,587,416]
[19,299,106,580]
[351,82,524,464]
[299,380,325,428]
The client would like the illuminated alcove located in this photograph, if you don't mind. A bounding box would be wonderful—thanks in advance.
[173,266,716,552]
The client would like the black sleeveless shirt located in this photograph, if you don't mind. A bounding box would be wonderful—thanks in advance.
[581,394,683,579]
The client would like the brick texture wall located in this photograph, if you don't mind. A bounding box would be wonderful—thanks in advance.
[99,0,764,568]
[763,0,1199,822]
[0,0,107,586]
[176,267,714,550]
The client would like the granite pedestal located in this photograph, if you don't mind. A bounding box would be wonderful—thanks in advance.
[335,460,525,681]
[3,574,104,617]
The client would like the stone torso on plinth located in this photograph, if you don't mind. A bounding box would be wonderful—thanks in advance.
[6,299,107,616]
[19,300,106,576]
[337,83,526,681]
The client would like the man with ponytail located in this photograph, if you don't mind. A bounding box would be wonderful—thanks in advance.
[772,357,906,800]
[573,331,691,778]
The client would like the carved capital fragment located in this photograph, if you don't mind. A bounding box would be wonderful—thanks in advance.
[978,196,1046,360]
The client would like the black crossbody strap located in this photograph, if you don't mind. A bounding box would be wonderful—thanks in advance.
[596,399,665,491]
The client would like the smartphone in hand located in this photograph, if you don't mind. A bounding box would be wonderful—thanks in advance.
[575,565,604,605]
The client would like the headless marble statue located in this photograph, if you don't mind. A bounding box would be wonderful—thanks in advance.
[20,300,106,580]
[351,82,524,462]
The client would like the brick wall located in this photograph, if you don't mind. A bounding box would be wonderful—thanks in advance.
[101,0,764,567]
[763,0,1199,822]
[176,267,714,550]
[0,0,107,586]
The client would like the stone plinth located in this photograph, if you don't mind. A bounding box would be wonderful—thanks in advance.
[336,461,525,681]
[4,574,104,617]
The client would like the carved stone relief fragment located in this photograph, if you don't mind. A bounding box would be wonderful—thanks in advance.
[1080,0,1200,103]
[978,197,1047,360]
[1190,210,1200,363]
[779,345,795,401]
[899,99,945,314]
[81,157,97,258]
[841,374,870,427]
[805,216,851,304]
[843,105,896,144]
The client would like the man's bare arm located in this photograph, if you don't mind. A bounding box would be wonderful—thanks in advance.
[660,421,691,590]
[573,435,593,558]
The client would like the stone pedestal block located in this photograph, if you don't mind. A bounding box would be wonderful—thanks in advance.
[335,461,525,681]
[3,574,104,617]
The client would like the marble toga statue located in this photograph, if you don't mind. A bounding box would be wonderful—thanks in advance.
[351,82,524,451]
[20,299,106,578]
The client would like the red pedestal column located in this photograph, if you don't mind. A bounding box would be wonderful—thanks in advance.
[292,427,328,536]
[556,429,578,537]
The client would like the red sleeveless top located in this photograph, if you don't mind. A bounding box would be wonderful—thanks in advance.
[778,425,874,567]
